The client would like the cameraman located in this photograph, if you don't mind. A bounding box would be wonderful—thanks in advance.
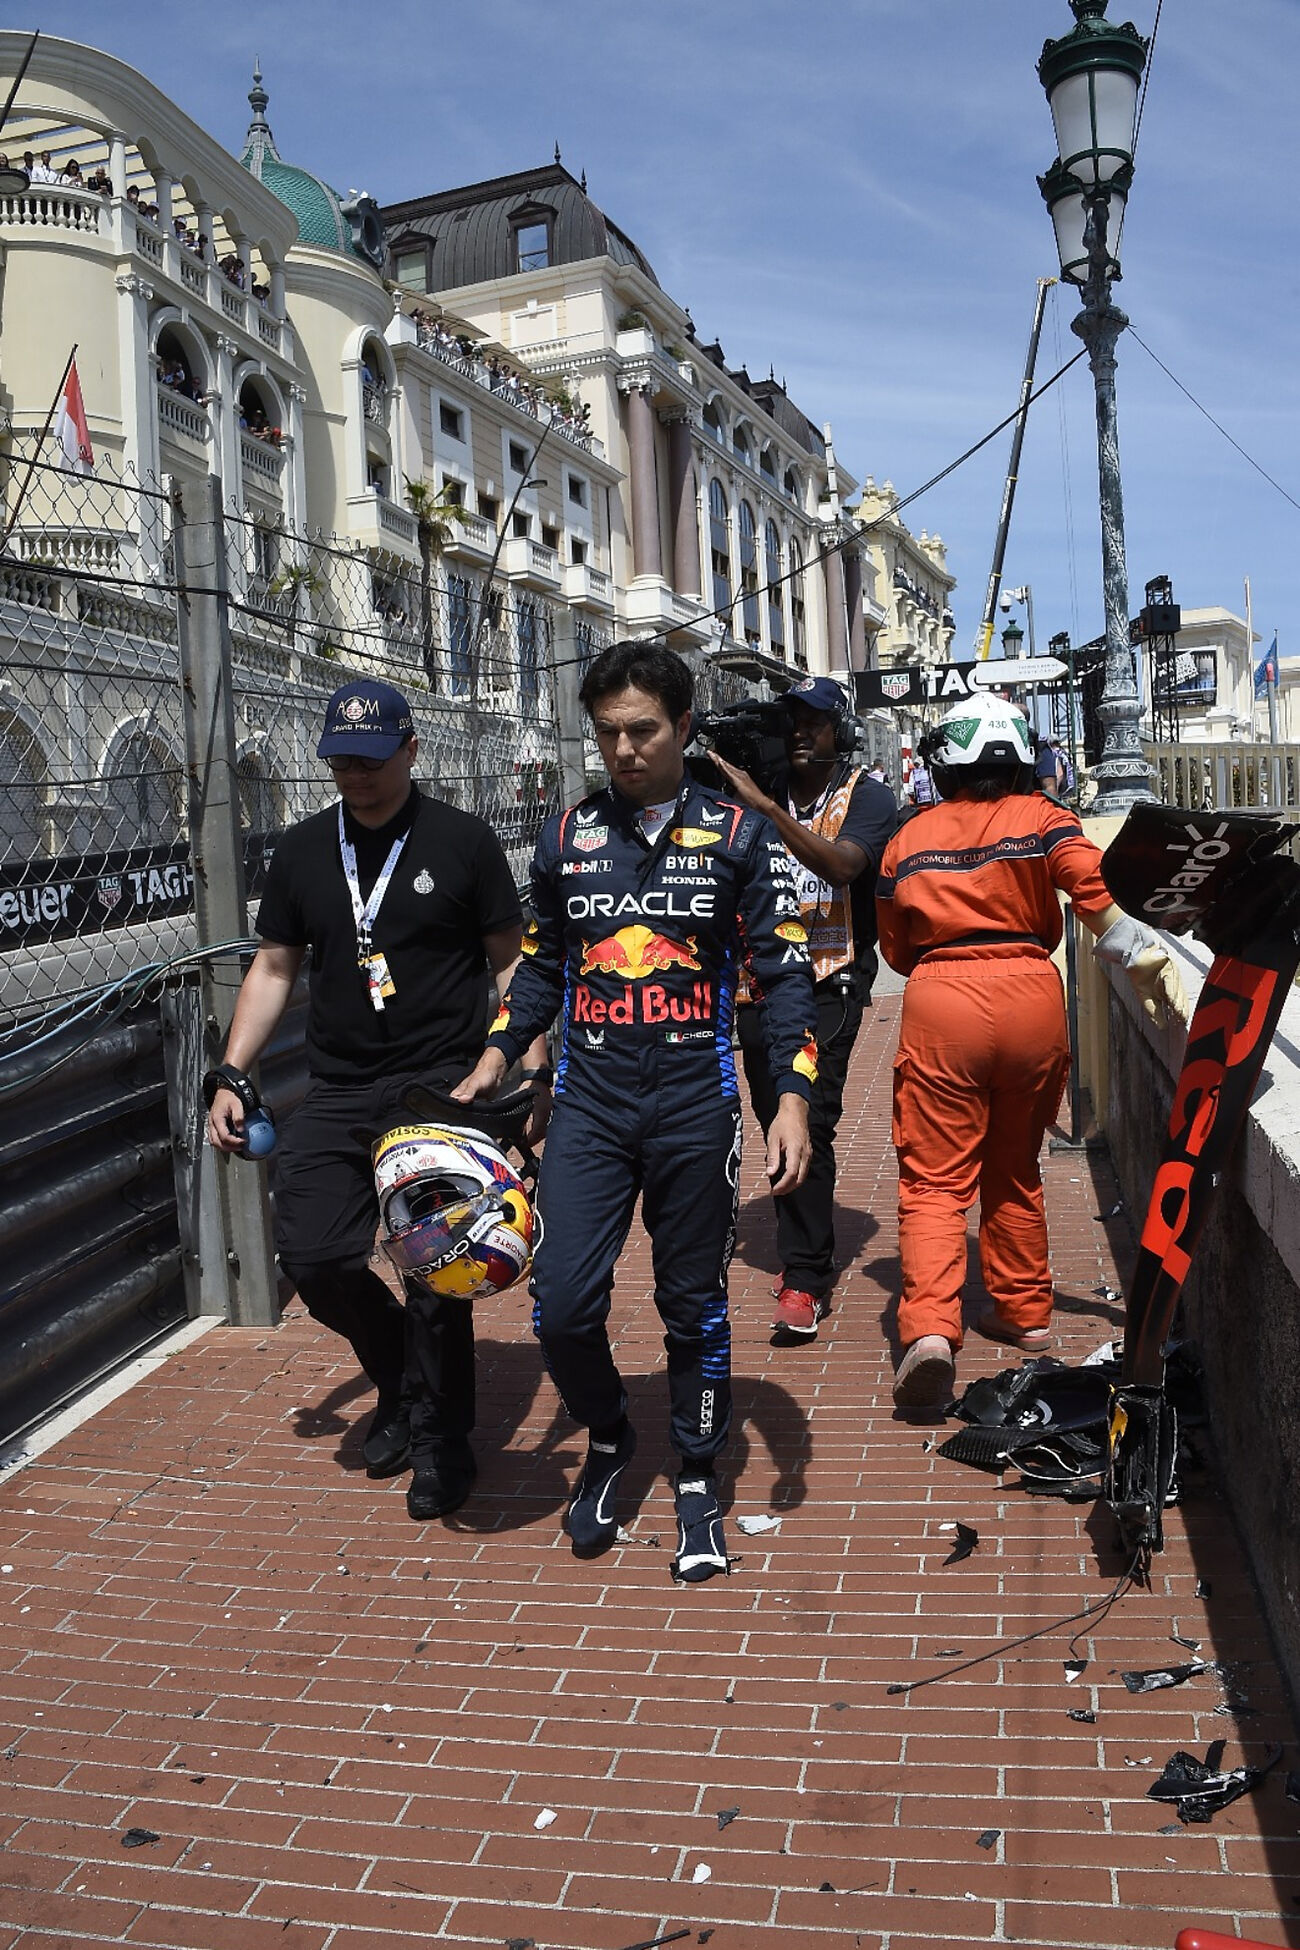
[711,675,897,1339]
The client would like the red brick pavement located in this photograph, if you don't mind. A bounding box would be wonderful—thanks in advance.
[0,989,1297,1949]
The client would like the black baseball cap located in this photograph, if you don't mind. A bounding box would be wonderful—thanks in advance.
[317,680,415,759]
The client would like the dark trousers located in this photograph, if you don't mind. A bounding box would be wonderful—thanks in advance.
[274,1072,475,1461]
[737,982,865,1301]
[529,1084,743,1465]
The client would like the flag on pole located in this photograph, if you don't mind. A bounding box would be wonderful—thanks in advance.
[1253,632,1278,699]
[52,358,93,474]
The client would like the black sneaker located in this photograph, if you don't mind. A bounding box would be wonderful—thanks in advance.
[362,1397,411,1478]
[671,1471,730,1584]
[565,1423,637,1556]
[406,1439,476,1521]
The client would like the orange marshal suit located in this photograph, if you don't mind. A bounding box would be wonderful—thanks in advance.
[876,795,1113,1348]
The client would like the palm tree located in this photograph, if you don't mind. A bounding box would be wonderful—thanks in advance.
[267,560,324,653]
[404,478,467,689]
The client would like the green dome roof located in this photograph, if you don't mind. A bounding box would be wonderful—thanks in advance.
[239,66,384,266]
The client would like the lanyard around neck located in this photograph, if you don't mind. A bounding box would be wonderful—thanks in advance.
[338,803,410,953]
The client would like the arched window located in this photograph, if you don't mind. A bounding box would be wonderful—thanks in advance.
[0,718,45,866]
[708,480,731,629]
[155,325,206,404]
[703,400,725,445]
[783,467,801,506]
[759,445,777,483]
[790,539,807,670]
[738,502,759,645]
[237,750,282,836]
[765,521,785,655]
[103,732,183,850]
[733,424,751,465]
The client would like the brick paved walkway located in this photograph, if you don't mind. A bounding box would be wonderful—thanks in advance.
[1,987,1298,1950]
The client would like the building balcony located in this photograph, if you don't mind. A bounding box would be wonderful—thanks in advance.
[240,431,286,491]
[501,536,560,590]
[0,184,106,237]
[623,577,713,646]
[345,491,420,562]
[563,561,614,613]
[156,383,211,451]
[443,510,495,563]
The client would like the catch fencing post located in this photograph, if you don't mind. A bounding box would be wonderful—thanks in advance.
[171,472,279,1327]
[551,606,588,807]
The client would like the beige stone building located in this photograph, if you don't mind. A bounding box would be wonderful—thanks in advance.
[380,162,886,689]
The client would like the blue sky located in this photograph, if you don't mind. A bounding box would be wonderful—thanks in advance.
[22,0,1300,662]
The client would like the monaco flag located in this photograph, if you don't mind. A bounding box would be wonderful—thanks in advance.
[52,358,93,473]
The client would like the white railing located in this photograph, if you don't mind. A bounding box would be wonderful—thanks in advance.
[362,381,388,426]
[1146,740,1300,821]
[241,433,285,483]
[221,284,244,321]
[257,312,279,348]
[412,323,603,456]
[133,218,163,264]
[10,527,126,576]
[449,510,492,553]
[156,385,210,445]
[0,187,107,235]
[377,497,418,545]
[180,255,205,294]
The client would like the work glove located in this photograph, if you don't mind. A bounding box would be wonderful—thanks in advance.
[1092,914,1190,1028]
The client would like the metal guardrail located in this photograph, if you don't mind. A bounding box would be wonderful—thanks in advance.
[0,1002,183,1443]
[0,967,311,1447]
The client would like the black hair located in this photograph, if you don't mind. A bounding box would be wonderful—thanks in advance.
[579,640,693,723]
[931,758,1031,802]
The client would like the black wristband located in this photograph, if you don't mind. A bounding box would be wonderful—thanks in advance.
[202,1064,261,1115]
[519,1064,554,1088]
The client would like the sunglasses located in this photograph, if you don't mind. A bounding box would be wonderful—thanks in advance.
[326,752,393,773]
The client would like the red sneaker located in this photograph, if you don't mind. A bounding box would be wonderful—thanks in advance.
[771,1288,829,1339]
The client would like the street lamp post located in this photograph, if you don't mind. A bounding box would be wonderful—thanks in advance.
[1000,616,1025,661]
[1038,0,1154,815]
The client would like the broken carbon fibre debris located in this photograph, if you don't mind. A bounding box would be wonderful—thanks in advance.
[976,1828,1000,1849]
[1068,1709,1098,1724]
[716,1807,739,1830]
[942,1521,978,1565]
[120,1827,161,1848]
[1121,1659,1217,1694]
[1146,1739,1282,1824]
[1064,1658,1089,1682]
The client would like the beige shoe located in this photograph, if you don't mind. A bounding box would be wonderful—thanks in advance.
[892,1334,956,1408]
[975,1310,1052,1354]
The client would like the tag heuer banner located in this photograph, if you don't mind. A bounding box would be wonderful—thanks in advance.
[855,658,1068,709]
[0,833,278,947]
[856,663,981,709]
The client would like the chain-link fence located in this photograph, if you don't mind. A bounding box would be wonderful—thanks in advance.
[0,451,620,1026]
[0,445,190,1020]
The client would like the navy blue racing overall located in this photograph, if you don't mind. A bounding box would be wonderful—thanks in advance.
[486,776,818,1463]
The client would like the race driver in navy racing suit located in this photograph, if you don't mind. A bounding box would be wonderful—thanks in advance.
[455,641,818,1583]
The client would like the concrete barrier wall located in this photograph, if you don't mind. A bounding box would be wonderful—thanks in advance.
[1078,934,1300,1703]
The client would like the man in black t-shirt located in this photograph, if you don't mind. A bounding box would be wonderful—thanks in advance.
[206,680,549,1521]
[712,676,897,1341]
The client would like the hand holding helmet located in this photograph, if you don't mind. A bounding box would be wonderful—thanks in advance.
[373,1118,535,1301]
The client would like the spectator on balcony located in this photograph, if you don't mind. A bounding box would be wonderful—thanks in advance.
[126,183,140,207]
[29,150,58,185]
[196,233,210,261]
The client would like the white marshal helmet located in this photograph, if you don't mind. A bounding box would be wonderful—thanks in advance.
[373,1120,534,1301]
[927,692,1035,773]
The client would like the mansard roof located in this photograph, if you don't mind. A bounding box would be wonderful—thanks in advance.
[380,162,659,290]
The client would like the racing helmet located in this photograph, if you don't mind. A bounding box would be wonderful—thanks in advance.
[923,692,1035,791]
[374,1120,534,1300]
